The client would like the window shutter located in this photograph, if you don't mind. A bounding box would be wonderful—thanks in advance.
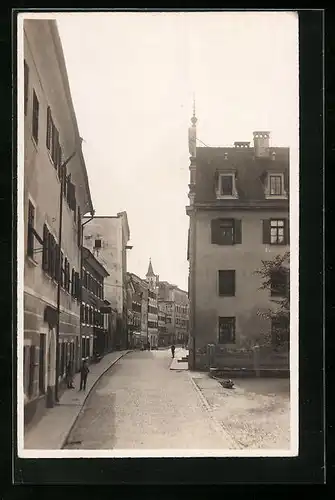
[76,272,81,299]
[211,219,220,244]
[46,107,51,150]
[64,258,68,291]
[60,251,64,287]
[234,220,242,244]
[284,218,289,244]
[71,268,75,296]
[77,209,81,247]
[214,171,219,194]
[54,243,59,281]
[42,224,49,271]
[68,183,76,211]
[52,127,59,166]
[262,219,271,244]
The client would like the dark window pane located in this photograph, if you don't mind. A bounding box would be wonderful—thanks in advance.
[271,271,288,297]
[218,317,235,343]
[27,201,35,257]
[220,175,233,195]
[32,90,39,143]
[218,270,235,296]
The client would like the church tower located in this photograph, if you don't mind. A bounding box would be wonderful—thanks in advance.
[146,258,158,290]
[188,96,197,206]
[145,258,159,348]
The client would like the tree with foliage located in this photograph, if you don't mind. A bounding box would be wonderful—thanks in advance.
[254,251,290,349]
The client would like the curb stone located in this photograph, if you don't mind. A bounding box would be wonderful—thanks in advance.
[61,350,131,449]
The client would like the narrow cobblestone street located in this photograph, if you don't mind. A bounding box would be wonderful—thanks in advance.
[64,349,236,450]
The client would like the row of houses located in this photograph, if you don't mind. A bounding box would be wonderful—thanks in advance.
[23,19,131,429]
[127,263,189,349]
[186,109,290,371]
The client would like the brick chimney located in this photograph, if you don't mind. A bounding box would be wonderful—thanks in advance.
[253,131,270,157]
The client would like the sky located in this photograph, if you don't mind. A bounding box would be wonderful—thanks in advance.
[55,11,299,291]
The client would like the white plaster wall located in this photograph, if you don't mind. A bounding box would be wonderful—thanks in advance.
[83,217,123,314]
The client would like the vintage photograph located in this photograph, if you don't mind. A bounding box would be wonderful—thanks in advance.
[17,10,299,457]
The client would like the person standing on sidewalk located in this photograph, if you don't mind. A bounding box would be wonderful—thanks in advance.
[171,344,175,358]
[79,360,90,391]
[66,361,75,389]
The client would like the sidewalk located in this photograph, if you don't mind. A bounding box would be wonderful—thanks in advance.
[24,350,130,450]
[169,348,188,370]
[189,372,290,450]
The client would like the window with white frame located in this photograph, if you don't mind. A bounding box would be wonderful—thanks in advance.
[216,173,238,199]
[266,173,287,198]
[270,219,285,244]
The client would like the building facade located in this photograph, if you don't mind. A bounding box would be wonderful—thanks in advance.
[186,111,290,370]
[158,281,189,346]
[82,213,131,350]
[81,247,110,359]
[127,272,146,348]
[158,300,169,346]
[23,19,94,426]
[172,287,189,345]
[146,260,159,348]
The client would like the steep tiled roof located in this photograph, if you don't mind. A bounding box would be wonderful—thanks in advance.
[195,146,289,204]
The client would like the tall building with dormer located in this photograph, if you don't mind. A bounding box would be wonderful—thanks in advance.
[186,108,290,371]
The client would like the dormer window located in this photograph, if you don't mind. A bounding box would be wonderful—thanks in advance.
[216,172,238,199]
[269,175,283,195]
[265,172,287,199]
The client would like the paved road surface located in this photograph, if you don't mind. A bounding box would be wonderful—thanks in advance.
[64,348,234,450]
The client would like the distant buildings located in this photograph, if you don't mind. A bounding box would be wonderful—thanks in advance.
[126,263,189,349]
[82,213,131,351]
[81,247,110,359]
[23,19,94,425]
[158,282,189,346]
[186,110,290,371]
[127,272,148,348]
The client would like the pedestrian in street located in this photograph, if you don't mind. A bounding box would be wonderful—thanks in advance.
[147,341,151,351]
[171,344,175,358]
[79,360,90,391]
[66,361,75,389]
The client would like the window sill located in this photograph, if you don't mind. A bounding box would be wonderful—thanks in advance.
[215,194,239,200]
[212,242,235,246]
[265,194,288,200]
[26,255,39,267]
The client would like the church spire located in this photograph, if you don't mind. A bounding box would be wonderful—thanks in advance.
[191,93,197,126]
[146,258,155,277]
[188,93,197,157]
